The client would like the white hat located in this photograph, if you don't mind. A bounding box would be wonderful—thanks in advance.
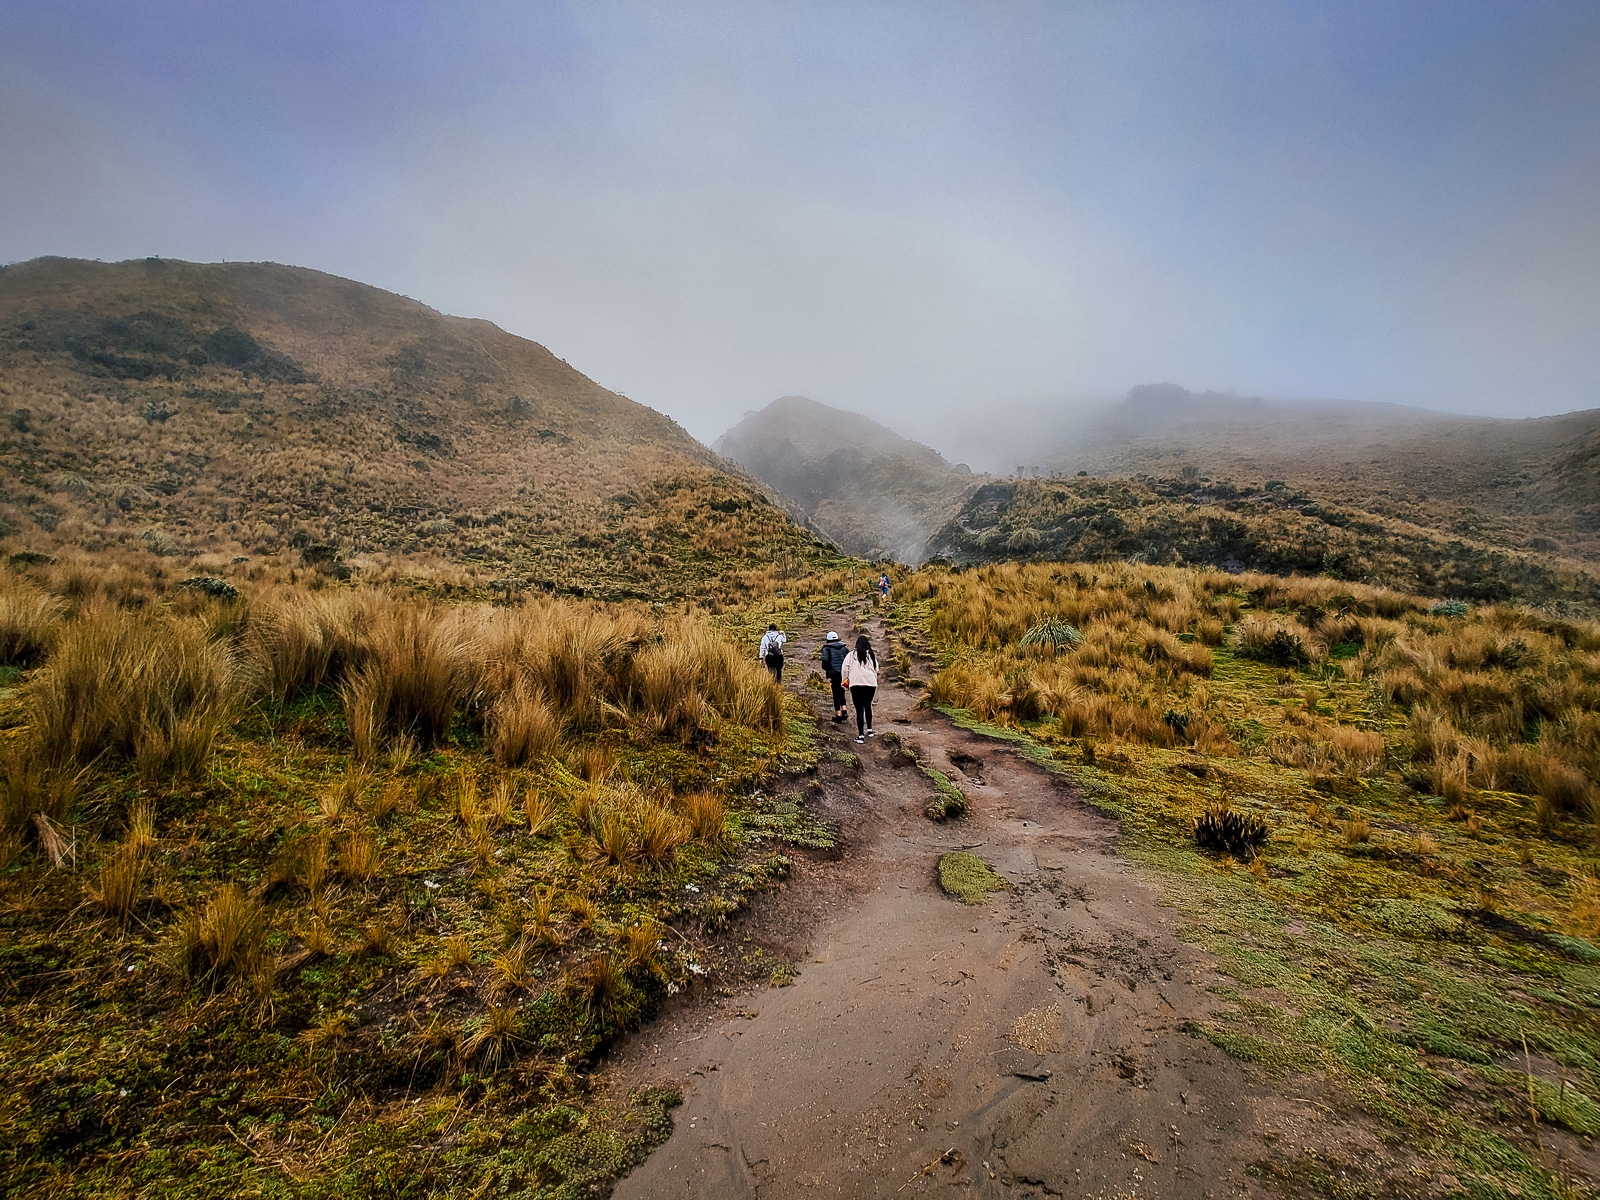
[826,631,839,641]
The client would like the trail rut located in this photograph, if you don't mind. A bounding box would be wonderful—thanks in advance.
[605,604,1347,1198]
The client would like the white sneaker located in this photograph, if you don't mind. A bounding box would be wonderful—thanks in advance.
[867,729,875,737]
[856,735,865,744]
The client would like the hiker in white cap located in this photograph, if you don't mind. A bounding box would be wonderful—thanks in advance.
[819,631,849,723]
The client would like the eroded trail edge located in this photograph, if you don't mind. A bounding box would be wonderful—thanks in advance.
[607,603,1345,1198]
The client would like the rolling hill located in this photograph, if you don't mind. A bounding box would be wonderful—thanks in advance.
[714,395,978,561]
[1051,384,1600,562]
[0,257,837,598]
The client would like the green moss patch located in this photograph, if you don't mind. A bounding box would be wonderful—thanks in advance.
[921,766,967,821]
[937,851,1007,904]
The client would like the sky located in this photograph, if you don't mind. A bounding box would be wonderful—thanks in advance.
[3,1,1599,454]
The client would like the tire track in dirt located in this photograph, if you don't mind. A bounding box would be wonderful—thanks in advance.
[606,602,1358,1198]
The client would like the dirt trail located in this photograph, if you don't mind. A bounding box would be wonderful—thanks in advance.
[607,604,1343,1198]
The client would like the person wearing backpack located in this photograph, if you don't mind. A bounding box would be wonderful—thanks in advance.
[820,631,849,723]
[840,633,878,743]
[758,624,787,682]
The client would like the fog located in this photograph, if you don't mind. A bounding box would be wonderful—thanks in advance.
[3,1,1598,452]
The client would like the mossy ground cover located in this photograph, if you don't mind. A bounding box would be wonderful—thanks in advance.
[0,571,857,1198]
[937,851,1008,904]
[895,564,1600,1198]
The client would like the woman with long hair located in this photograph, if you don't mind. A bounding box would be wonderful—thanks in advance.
[840,633,878,743]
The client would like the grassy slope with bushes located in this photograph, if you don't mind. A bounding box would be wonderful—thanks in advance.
[0,556,855,1198]
[896,561,1600,1199]
[927,476,1600,612]
[0,257,839,601]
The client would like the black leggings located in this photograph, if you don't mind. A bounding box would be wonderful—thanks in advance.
[850,685,876,735]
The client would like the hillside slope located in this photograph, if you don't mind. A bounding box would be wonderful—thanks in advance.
[715,395,977,561]
[0,257,834,597]
[1054,384,1600,561]
[927,475,1600,610]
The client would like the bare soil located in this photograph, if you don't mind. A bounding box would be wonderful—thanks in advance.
[604,605,1402,1198]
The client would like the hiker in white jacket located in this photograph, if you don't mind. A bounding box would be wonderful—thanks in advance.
[841,634,878,743]
[759,624,786,682]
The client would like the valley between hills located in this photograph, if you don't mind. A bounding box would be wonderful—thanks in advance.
[2,257,1599,1200]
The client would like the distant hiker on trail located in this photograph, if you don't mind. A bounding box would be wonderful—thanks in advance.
[879,572,891,600]
[820,631,849,723]
[841,633,878,743]
[759,624,787,683]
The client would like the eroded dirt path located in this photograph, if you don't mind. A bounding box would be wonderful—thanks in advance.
[606,604,1345,1198]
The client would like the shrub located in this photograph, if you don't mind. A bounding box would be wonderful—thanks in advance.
[1194,808,1268,859]
[178,576,239,600]
[1235,617,1315,667]
[1019,619,1084,651]
[1431,599,1470,618]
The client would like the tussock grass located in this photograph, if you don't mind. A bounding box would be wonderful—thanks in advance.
[29,600,239,777]
[171,884,270,993]
[0,572,62,665]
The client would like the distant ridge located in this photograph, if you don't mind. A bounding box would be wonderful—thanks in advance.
[1053,384,1600,562]
[715,395,978,561]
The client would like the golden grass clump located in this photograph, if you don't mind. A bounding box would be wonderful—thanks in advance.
[461,1004,523,1072]
[588,784,691,869]
[341,600,472,758]
[523,789,556,837]
[29,601,239,778]
[0,572,63,665]
[93,841,145,921]
[679,790,728,842]
[171,884,270,992]
[337,830,380,883]
[564,951,637,1028]
[490,687,561,766]
[0,740,82,866]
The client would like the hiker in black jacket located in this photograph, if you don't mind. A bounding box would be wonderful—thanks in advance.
[820,631,849,723]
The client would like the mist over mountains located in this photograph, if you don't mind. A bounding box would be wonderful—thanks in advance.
[714,395,977,562]
[720,385,1600,605]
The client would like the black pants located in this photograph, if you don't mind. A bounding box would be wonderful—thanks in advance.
[829,676,846,715]
[764,653,783,682]
[850,685,875,735]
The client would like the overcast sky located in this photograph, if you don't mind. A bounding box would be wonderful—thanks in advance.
[3,1,1598,448]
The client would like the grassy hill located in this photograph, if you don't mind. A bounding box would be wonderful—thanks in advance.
[714,395,977,562]
[0,261,868,1196]
[0,257,838,600]
[1052,384,1600,563]
[926,475,1600,612]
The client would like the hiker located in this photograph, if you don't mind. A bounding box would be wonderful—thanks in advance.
[820,631,849,723]
[879,572,891,601]
[841,633,878,743]
[758,623,786,682]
